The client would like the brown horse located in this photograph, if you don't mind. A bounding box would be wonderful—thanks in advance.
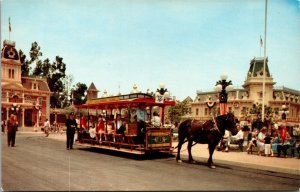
[176,112,238,168]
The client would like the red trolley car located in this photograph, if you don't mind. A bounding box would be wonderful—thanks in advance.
[75,93,176,154]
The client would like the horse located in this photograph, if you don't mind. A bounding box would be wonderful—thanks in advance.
[176,112,238,169]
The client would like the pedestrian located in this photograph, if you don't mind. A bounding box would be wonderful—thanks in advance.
[246,128,259,154]
[264,132,272,157]
[75,115,80,140]
[66,112,77,150]
[217,129,230,152]
[257,127,267,156]
[2,120,6,134]
[228,124,244,151]
[7,114,18,147]
[44,118,50,137]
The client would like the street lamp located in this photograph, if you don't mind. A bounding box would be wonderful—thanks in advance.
[79,91,87,129]
[155,83,170,126]
[11,103,20,114]
[155,83,170,102]
[280,104,289,121]
[131,84,140,94]
[214,73,233,115]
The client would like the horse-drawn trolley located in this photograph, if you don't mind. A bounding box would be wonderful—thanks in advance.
[75,93,176,154]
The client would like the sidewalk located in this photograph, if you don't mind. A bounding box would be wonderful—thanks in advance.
[173,141,300,176]
[19,131,300,176]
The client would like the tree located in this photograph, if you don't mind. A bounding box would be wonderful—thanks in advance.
[71,82,88,105]
[19,50,30,76]
[20,42,42,77]
[29,42,43,63]
[167,100,190,125]
[250,103,274,130]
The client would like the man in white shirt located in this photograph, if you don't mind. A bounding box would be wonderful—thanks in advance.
[229,124,244,151]
[44,118,50,137]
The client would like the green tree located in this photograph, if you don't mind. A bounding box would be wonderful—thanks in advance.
[250,103,273,119]
[250,103,274,130]
[19,50,30,76]
[167,100,190,124]
[20,42,68,108]
[71,82,88,105]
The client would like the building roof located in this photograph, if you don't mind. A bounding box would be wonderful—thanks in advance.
[88,82,98,92]
[1,40,20,61]
[22,77,51,92]
[274,86,300,95]
[247,57,270,78]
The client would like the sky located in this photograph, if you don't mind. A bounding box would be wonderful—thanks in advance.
[1,0,300,101]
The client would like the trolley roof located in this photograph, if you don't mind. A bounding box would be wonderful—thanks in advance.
[75,93,176,110]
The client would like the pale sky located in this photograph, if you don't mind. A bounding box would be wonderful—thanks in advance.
[1,0,300,100]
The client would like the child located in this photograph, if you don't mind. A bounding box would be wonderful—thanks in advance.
[264,132,272,157]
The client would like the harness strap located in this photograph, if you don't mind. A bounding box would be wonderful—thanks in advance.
[212,116,222,134]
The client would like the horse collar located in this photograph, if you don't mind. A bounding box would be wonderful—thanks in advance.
[212,116,222,134]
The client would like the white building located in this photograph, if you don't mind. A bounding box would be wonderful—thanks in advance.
[189,57,300,128]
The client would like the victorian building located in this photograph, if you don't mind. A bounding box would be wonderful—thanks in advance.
[189,57,300,127]
[1,40,51,129]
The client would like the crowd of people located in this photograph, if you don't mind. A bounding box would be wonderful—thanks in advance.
[217,122,300,158]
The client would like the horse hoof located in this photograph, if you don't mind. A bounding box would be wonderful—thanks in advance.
[209,165,216,169]
[189,160,196,164]
[177,160,182,163]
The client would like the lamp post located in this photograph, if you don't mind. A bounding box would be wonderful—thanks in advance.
[79,91,87,129]
[11,103,20,114]
[280,104,289,121]
[155,83,170,125]
[155,83,170,102]
[214,73,233,115]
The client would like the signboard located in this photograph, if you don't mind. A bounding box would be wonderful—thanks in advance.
[155,95,164,103]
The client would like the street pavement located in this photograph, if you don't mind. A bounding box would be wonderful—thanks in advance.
[36,130,300,176]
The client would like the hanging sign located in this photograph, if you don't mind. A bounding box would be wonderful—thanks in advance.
[155,95,164,103]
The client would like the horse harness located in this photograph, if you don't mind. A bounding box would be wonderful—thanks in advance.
[211,116,222,134]
[190,118,222,134]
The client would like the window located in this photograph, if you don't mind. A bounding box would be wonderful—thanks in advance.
[8,69,15,78]
[32,83,38,90]
[196,108,199,116]
[205,108,209,116]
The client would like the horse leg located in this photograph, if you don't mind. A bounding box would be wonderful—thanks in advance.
[207,143,217,169]
[176,138,184,163]
[187,140,195,163]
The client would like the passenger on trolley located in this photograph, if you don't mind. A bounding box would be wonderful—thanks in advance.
[80,115,88,130]
[115,114,126,135]
[136,104,148,144]
[106,115,115,141]
[96,115,105,142]
[151,111,161,128]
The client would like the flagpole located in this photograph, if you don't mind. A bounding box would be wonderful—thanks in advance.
[9,17,11,40]
[262,0,268,123]
[260,35,262,57]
